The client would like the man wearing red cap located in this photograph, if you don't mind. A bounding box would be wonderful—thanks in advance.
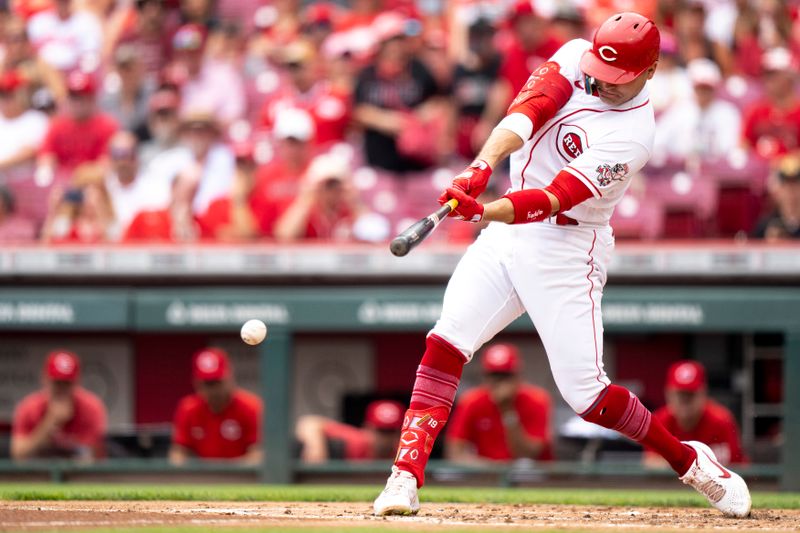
[645,361,747,467]
[169,348,263,465]
[374,13,751,518]
[446,344,552,462]
[11,350,107,460]
[295,399,404,462]
[35,70,118,187]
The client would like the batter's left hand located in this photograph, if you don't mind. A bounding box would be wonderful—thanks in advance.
[444,187,484,222]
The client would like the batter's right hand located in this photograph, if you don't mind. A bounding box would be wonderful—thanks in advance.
[438,159,492,205]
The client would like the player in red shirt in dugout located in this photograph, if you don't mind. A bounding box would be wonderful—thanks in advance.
[295,399,404,462]
[169,348,263,465]
[11,350,107,461]
[645,360,747,467]
[445,343,553,463]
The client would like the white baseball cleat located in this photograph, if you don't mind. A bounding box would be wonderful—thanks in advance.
[680,440,752,517]
[373,466,420,516]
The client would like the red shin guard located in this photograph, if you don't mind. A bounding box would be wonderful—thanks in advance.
[394,405,449,487]
[396,334,466,486]
[582,384,696,476]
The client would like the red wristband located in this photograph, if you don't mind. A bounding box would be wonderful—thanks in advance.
[503,188,553,224]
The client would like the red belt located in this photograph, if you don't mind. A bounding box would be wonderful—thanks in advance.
[554,214,579,226]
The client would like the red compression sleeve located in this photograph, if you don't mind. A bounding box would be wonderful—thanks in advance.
[507,61,573,135]
[544,170,594,211]
[504,171,593,225]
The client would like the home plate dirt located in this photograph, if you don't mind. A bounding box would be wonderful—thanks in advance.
[0,501,798,532]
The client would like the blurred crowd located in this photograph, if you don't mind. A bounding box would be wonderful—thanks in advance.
[0,0,798,243]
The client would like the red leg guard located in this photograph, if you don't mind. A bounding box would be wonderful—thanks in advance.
[394,406,449,488]
[395,334,466,486]
[582,384,696,476]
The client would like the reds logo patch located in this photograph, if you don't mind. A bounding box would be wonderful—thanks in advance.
[595,163,630,186]
[556,124,588,162]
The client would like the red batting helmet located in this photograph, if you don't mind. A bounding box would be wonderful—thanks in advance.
[580,12,660,84]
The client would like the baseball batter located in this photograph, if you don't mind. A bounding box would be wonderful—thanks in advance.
[374,13,751,518]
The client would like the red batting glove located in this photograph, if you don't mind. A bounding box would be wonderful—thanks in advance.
[444,187,484,222]
[437,159,492,206]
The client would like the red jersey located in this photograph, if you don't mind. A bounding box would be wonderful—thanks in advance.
[648,400,747,465]
[249,159,308,236]
[12,387,107,457]
[322,420,375,460]
[40,113,118,172]
[742,100,800,158]
[260,83,351,147]
[446,384,553,461]
[499,36,564,96]
[172,389,262,459]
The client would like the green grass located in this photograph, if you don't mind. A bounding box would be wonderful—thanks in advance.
[0,484,798,509]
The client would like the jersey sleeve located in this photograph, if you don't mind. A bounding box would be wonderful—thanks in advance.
[546,39,591,83]
[563,140,650,199]
[241,395,263,448]
[518,390,551,441]
[11,396,37,438]
[445,395,472,442]
[171,398,193,448]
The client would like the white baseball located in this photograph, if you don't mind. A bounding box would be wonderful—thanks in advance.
[240,319,267,345]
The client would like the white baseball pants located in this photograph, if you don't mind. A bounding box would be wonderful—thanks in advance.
[431,221,614,413]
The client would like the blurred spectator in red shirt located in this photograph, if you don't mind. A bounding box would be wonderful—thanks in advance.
[196,140,261,241]
[353,12,447,173]
[273,152,362,241]
[451,18,503,159]
[336,0,382,32]
[170,23,246,126]
[0,185,36,241]
[742,48,800,159]
[26,0,103,72]
[1,17,67,105]
[753,153,800,241]
[104,0,177,81]
[41,162,115,243]
[35,71,118,188]
[296,399,404,462]
[104,131,171,240]
[259,39,351,148]
[249,107,315,236]
[137,86,182,166]
[11,350,107,460]
[645,360,747,466]
[498,1,563,98]
[98,44,155,133]
[446,343,553,463]
[170,347,263,465]
[654,58,741,162]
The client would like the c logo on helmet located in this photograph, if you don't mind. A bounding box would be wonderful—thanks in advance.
[598,45,618,62]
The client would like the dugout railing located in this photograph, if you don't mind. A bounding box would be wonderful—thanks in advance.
[0,283,796,490]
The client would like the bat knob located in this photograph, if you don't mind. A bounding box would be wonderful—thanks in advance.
[390,237,409,257]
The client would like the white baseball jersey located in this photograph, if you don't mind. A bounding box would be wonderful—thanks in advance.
[429,39,658,415]
[503,38,655,227]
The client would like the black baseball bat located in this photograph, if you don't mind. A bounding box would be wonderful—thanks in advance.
[390,199,458,257]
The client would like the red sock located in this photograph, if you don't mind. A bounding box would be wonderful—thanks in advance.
[581,384,697,476]
[395,334,466,486]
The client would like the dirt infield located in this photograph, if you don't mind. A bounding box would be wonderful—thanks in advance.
[1,501,798,532]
